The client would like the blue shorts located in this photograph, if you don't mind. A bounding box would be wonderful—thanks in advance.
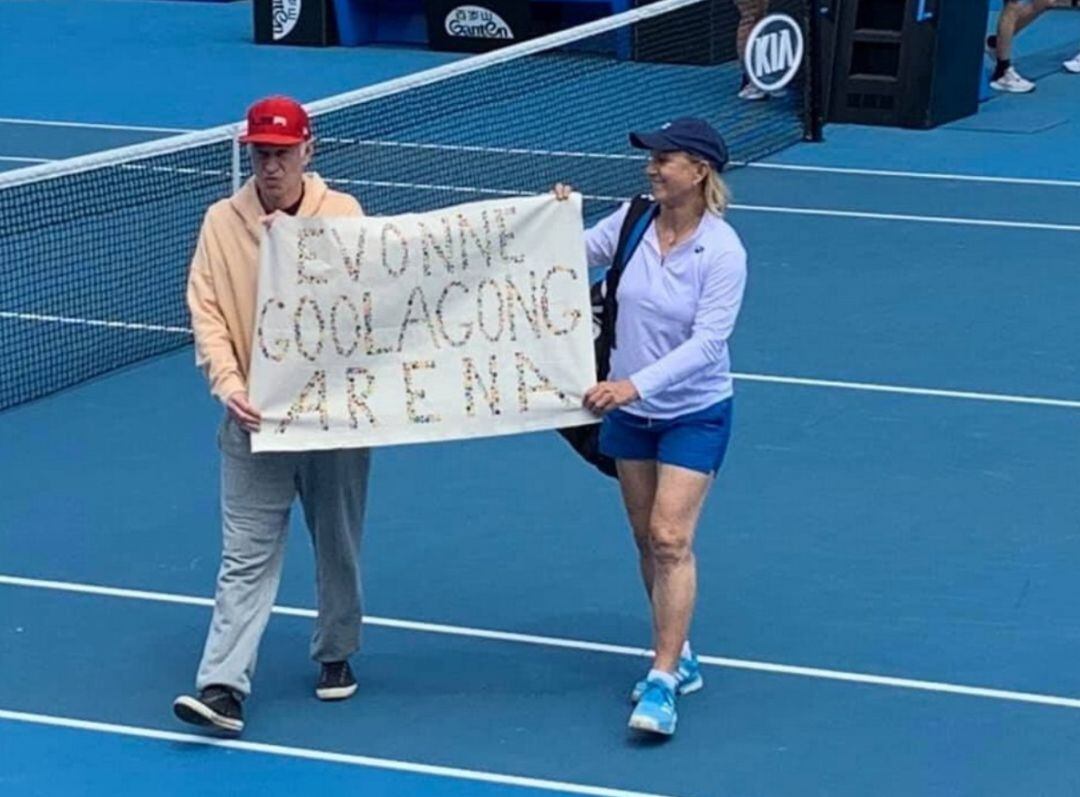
[599,398,733,475]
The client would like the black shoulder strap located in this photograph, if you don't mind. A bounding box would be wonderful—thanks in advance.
[557,196,655,480]
[600,196,657,365]
[611,195,657,279]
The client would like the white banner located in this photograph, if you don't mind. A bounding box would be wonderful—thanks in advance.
[249,194,597,452]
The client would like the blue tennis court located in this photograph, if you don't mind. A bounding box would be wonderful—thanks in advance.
[2,1,1080,795]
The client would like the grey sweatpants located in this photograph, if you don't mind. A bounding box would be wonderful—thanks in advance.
[195,417,370,697]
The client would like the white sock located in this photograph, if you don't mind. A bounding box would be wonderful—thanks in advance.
[681,641,693,659]
[648,669,678,691]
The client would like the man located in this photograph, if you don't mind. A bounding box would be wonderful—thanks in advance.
[173,96,370,735]
[988,0,1054,93]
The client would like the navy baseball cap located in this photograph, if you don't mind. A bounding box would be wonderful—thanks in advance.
[629,117,728,171]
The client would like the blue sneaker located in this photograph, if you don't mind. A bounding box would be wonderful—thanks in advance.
[628,679,677,735]
[630,653,703,703]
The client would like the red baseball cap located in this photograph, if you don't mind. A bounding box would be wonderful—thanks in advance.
[239,96,311,145]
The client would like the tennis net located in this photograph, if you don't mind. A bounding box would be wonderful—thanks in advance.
[0,0,820,410]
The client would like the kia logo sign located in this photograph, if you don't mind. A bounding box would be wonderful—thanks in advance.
[272,0,301,41]
[445,5,514,40]
[744,14,804,93]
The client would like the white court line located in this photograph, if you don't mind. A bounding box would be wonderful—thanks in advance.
[321,136,645,161]
[740,161,1080,189]
[5,117,1080,190]
[118,162,230,179]
[325,178,1080,232]
[327,176,538,198]
[0,161,229,178]
[0,311,191,335]
[325,141,1080,190]
[2,313,1079,410]
[0,116,193,134]
[5,574,1080,711]
[327,178,623,205]
[0,710,674,797]
[730,203,1080,232]
[4,157,1073,230]
[0,142,1073,231]
[732,373,1080,410]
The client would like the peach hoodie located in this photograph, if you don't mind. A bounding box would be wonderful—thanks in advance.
[186,173,362,402]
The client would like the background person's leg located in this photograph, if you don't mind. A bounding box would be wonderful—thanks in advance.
[996,0,1053,57]
[1015,0,1055,34]
[735,0,770,60]
[994,0,1024,63]
[736,0,771,99]
[991,0,1053,91]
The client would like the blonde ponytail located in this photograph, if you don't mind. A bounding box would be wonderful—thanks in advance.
[701,164,730,215]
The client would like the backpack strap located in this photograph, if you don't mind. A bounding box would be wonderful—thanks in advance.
[599,196,657,373]
[611,195,657,278]
[556,196,656,480]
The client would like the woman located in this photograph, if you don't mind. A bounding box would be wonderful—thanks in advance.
[556,117,747,736]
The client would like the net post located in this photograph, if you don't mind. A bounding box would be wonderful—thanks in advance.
[231,129,241,193]
[805,0,826,143]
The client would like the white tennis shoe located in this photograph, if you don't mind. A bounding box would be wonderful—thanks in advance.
[738,82,768,101]
[990,66,1035,93]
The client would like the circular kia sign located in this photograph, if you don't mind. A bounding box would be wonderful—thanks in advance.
[744,14,805,92]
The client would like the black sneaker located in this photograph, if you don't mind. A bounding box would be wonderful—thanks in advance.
[316,660,357,701]
[173,685,244,734]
